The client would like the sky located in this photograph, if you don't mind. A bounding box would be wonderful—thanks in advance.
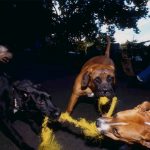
[113,1,150,44]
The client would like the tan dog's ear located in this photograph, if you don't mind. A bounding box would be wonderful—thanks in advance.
[81,72,90,90]
[137,101,150,112]
[141,140,150,148]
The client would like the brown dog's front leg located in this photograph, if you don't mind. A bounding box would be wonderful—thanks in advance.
[66,92,79,114]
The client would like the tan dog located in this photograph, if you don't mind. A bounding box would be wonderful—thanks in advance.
[66,36,116,114]
[96,101,150,148]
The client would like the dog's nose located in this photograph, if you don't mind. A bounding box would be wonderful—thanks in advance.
[53,109,61,119]
[102,88,107,92]
[96,119,100,127]
[102,88,109,94]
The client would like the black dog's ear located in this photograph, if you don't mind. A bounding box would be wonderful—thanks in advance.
[81,72,90,90]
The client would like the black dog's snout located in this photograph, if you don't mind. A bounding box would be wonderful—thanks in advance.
[52,109,61,119]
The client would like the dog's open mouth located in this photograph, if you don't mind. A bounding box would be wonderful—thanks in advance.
[95,91,113,100]
[94,84,115,99]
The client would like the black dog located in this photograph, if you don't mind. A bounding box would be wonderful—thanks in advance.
[0,76,60,150]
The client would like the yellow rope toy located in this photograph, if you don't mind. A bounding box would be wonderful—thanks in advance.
[38,96,118,150]
[38,116,62,150]
[60,112,102,139]
[39,112,103,150]
[98,96,118,117]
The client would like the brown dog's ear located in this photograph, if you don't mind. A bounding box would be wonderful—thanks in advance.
[81,72,90,90]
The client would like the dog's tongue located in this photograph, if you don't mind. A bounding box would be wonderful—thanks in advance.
[98,97,109,105]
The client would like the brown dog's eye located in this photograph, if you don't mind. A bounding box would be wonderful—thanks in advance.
[94,77,102,84]
[113,114,117,118]
[112,128,120,137]
[107,76,114,83]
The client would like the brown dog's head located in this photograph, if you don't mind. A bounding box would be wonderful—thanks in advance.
[96,101,150,148]
[81,65,115,99]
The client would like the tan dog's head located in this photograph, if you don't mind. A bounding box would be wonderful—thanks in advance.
[81,65,115,99]
[96,101,150,148]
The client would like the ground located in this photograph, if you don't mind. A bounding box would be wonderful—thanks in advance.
[0,58,150,150]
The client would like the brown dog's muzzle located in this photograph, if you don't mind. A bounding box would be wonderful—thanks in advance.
[94,83,115,99]
[93,76,115,99]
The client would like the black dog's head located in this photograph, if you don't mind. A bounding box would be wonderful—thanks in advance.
[81,68,115,99]
[12,80,60,120]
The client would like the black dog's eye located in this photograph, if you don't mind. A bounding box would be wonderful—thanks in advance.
[23,92,28,97]
[20,91,28,99]
[40,94,45,99]
[107,76,114,83]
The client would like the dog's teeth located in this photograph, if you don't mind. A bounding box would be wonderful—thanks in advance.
[87,93,94,97]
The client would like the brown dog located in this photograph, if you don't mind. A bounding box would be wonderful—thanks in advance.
[66,36,116,114]
[96,101,150,148]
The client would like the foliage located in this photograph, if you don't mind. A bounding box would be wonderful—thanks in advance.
[45,0,149,47]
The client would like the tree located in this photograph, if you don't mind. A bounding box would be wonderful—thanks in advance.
[45,0,149,50]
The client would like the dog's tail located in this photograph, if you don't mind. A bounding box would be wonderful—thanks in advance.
[104,35,111,57]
